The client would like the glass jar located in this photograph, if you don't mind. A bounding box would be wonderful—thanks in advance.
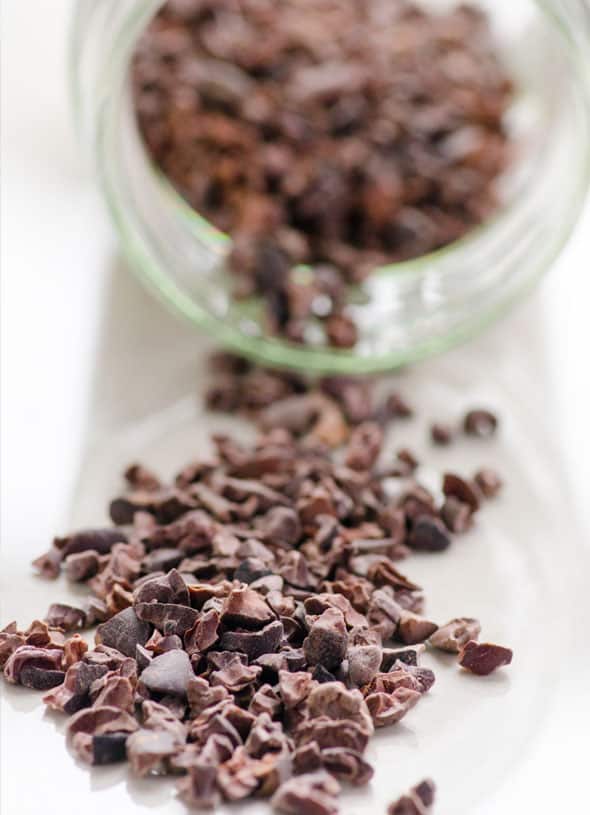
[71,0,590,374]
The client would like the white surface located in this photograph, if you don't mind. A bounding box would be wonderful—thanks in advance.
[1,1,590,813]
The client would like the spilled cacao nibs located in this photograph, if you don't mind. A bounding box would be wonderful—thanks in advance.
[388,778,436,814]
[132,0,513,347]
[2,386,511,812]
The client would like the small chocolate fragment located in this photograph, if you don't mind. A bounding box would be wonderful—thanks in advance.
[442,473,481,512]
[234,558,273,584]
[440,497,473,534]
[4,646,63,685]
[32,547,62,579]
[177,761,220,809]
[139,649,195,698]
[385,393,414,419]
[134,602,199,636]
[124,463,161,491]
[59,528,127,558]
[397,612,438,645]
[388,778,436,814]
[126,728,184,776]
[95,608,152,658]
[260,507,301,547]
[64,551,100,582]
[380,646,424,671]
[459,640,512,675]
[92,732,128,765]
[430,423,453,445]
[345,423,383,471]
[272,770,341,815]
[430,618,481,653]
[464,409,499,438]
[221,587,275,630]
[474,468,503,498]
[133,569,190,606]
[303,609,348,671]
[19,665,65,690]
[407,516,450,552]
[45,603,87,632]
[347,644,382,687]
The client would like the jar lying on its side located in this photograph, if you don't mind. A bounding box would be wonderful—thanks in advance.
[71,0,590,375]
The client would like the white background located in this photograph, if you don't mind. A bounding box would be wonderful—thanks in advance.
[1,1,589,813]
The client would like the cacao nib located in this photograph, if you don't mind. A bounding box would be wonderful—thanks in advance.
[474,468,503,498]
[464,409,499,438]
[430,618,481,653]
[95,608,152,657]
[443,473,481,512]
[407,516,451,552]
[459,640,513,675]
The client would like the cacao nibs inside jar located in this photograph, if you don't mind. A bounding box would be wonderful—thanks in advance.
[132,0,514,348]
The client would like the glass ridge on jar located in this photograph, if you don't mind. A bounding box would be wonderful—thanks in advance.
[71,0,590,374]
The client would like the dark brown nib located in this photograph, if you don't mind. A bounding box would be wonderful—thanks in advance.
[459,641,513,675]
[474,468,503,498]
[429,618,481,653]
[464,409,499,438]
[132,0,512,348]
[388,778,436,814]
[430,423,453,446]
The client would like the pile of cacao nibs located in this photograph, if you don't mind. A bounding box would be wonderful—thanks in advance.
[133,0,513,347]
[1,370,512,814]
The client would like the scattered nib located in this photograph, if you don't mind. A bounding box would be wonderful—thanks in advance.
[388,778,436,814]
[396,448,419,473]
[127,728,185,777]
[430,618,481,654]
[92,732,129,765]
[56,528,128,558]
[408,516,451,552]
[459,641,513,675]
[4,646,63,686]
[45,603,87,632]
[64,551,100,582]
[95,607,152,658]
[364,685,421,728]
[66,705,139,764]
[397,612,438,645]
[124,463,161,492]
[464,409,499,438]
[380,646,425,671]
[384,392,413,420]
[177,761,220,809]
[440,497,473,534]
[474,468,503,498]
[347,644,383,687]
[138,650,195,699]
[303,608,348,671]
[20,665,66,691]
[430,423,453,445]
[272,770,341,815]
[31,546,62,580]
[442,473,481,512]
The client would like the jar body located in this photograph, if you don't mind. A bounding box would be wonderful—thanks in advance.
[72,0,590,374]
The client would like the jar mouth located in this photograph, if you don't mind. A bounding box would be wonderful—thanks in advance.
[77,0,590,374]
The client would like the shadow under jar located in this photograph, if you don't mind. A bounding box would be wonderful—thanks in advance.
[72,0,590,374]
